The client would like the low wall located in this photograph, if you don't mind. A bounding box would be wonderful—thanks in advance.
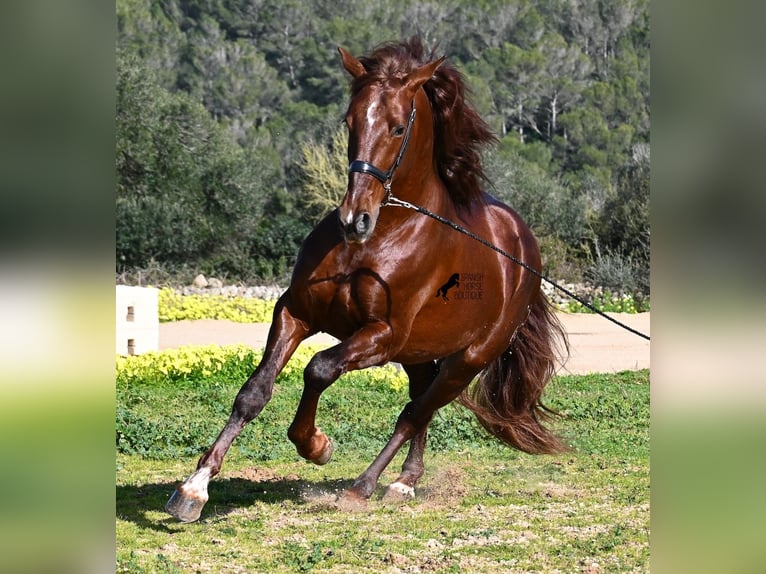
[116,286,158,355]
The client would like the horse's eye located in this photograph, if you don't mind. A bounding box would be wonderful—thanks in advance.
[392,125,406,137]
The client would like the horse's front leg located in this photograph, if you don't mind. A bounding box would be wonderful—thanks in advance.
[166,299,309,522]
[287,321,393,466]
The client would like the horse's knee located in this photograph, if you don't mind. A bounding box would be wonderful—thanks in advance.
[303,353,339,392]
[233,377,273,421]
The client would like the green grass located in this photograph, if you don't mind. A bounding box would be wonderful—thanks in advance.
[116,347,649,573]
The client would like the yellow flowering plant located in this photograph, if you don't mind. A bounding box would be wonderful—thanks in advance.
[116,343,408,393]
[158,288,276,323]
[157,287,647,326]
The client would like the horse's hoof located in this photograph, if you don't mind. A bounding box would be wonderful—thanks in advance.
[165,468,210,523]
[382,481,416,502]
[311,435,334,466]
[166,488,207,523]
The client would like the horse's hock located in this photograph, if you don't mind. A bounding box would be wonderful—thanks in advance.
[116,285,159,355]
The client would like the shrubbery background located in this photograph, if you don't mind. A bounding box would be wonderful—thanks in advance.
[116,0,649,300]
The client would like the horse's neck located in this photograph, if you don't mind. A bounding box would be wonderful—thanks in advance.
[393,113,456,217]
[402,171,454,216]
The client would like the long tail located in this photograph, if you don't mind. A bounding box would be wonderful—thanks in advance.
[458,290,570,454]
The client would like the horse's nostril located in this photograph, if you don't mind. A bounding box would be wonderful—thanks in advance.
[338,210,373,242]
[356,212,371,235]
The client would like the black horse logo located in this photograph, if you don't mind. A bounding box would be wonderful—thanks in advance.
[436,273,460,302]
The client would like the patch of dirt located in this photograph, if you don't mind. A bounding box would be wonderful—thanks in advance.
[226,466,299,483]
[581,560,603,573]
[538,481,586,499]
[330,490,369,512]
[226,467,364,513]
[300,491,340,511]
[227,464,470,514]
[418,465,469,509]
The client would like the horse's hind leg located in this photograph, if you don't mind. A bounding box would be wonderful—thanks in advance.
[383,361,438,501]
[341,355,481,504]
[166,298,308,522]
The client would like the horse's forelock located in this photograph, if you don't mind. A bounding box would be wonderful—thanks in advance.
[351,39,424,94]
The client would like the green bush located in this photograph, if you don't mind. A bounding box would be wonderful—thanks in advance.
[247,214,311,281]
[484,146,587,248]
[538,235,586,283]
[585,247,647,300]
[589,146,650,296]
[116,49,293,282]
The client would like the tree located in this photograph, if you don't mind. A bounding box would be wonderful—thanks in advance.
[536,32,592,142]
[178,18,290,144]
[116,49,281,277]
[114,0,650,291]
[116,0,185,88]
[246,0,317,89]
[468,42,546,140]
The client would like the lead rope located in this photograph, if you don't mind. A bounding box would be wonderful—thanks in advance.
[383,194,650,341]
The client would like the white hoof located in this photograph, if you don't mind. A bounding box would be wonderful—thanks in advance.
[166,468,210,523]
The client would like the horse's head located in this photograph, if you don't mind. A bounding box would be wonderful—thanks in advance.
[337,46,445,244]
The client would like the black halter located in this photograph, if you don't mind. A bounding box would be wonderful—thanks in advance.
[348,101,417,195]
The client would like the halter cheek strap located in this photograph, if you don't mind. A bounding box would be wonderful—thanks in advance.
[348,102,416,194]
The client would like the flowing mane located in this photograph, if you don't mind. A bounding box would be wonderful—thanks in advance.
[349,36,497,211]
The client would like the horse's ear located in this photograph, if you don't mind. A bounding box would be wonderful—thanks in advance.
[404,55,447,94]
[338,47,366,78]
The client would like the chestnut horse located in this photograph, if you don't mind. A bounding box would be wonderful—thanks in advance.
[167,37,568,522]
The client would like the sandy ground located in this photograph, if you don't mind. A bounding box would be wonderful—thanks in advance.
[159,312,649,375]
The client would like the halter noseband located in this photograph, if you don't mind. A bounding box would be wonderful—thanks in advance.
[348,101,416,197]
